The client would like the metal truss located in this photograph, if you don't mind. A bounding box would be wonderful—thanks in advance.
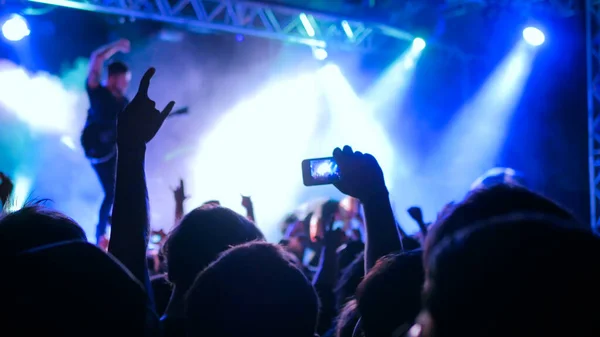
[588,0,600,234]
[27,0,414,52]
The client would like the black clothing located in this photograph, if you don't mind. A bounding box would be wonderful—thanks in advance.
[83,83,128,243]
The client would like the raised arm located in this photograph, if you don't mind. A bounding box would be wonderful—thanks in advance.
[109,67,175,301]
[333,146,402,271]
[87,39,130,89]
[173,179,187,225]
[241,195,255,223]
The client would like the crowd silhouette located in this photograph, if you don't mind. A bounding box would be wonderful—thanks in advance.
[1,66,599,337]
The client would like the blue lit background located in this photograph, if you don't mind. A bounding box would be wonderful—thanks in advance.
[0,5,587,240]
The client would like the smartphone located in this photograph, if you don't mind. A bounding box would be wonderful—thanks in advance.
[302,157,340,186]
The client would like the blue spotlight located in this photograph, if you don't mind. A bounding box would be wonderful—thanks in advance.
[2,14,30,42]
[312,47,328,61]
[522,27,545,46]
[412,37,426,52]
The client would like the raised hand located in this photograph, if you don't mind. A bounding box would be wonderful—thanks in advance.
[241,195,252,209]
[115,39,131,53]
[323,228,345,250]
[321,200,339,229]
[407,206,424,224]
[117,67,175,147]
[173,179,188,204]
[332,145,387,201]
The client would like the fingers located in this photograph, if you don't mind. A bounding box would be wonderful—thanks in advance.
[161,101,176,121]
[155,101,176,132]
[334,145,355,159]
[137,67,155,98]
[333,147,342,158]
[364,153,378,164]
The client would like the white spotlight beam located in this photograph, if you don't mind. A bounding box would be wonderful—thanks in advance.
[27,0,415,52]
[426,41,537,197]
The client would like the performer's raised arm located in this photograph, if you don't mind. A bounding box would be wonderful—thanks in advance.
[88,39,130,89]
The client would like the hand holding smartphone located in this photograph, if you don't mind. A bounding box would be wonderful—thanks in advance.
[302,157,340,186]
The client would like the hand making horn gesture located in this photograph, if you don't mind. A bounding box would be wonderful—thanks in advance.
[117,67,175,147]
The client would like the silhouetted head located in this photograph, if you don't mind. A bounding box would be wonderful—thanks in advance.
[420,215,600,337]
[1,241,148,336]
[0,204,87,255]
[470,167,526,190]
[337,300,360,337]
[185,242,319,337]
[107,61,131,96]
[424,184,574,263]
[163,206,264,291]
[355,251,424,337]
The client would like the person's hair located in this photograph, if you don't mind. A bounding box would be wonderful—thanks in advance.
[107,61,129,76]
[163,206,264,290]
[151,274,173,317]
[1,241,147,336]
[424,214,600,337]
[355,250,424,337]
[185,242,319,337]
[470,167,526,190]
[336,299,360,337]
[424,183,574,263]
[335,251,365,308]
[0,204,87,255]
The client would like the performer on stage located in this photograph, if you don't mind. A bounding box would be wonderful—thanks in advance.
[81,39,131,244]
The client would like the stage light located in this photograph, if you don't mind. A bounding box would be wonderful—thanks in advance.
[299,13,315,37]
[2,14,30,42]
[412,37,426,52]
[312,47,328,61]
[341,20,354,39]
[522,27,545,46]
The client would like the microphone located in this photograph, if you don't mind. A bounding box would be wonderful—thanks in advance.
[167,106,189,118]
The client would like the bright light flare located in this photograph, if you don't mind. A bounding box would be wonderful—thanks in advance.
[412,38,426,52]
[523,27,545,46]
[312,47,328,61]
[315,162,333,176]
[364,41,423,114]
[60,135,77,151]
[317,64,397,186]
[192,74,321,240]
[2,14,30,42]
